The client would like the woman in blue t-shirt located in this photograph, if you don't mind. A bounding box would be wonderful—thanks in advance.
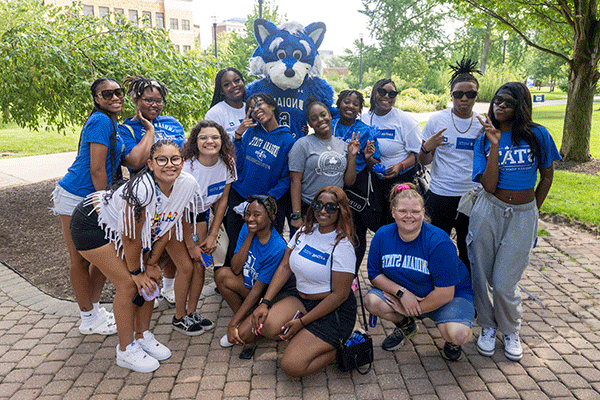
[365,183,474,362]
[52,77,154,336]
[214,195,288,359]
[469,82,561,362]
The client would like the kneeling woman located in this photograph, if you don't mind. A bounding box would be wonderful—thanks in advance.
[365,183,474,361]
[70,139,201,373]
[252,186,357,377]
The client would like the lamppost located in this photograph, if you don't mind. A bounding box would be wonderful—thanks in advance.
[359,32,364,90]
[258,0,263,19]
[502,33,509,65]
[212,15,218,60]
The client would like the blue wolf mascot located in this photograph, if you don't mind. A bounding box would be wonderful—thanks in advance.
[246,19,335,140]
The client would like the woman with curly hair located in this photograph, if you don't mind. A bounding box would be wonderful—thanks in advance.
[251,186,357,377]
[470,82,561,361]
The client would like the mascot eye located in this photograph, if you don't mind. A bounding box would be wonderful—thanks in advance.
[276,49,287,60]
[292,50,302,60]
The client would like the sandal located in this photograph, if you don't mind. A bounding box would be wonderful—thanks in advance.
[79,316,117,335]
[99,307,115,322]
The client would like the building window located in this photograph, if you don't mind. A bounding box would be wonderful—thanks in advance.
[182,19,190,31]
[142,11,151,27]
[83,5,94,16]
[170,18,179,30]
[128,10,138,25]
[183,45,191,53]
[156,13,165,28]
[114,8,124,24]
[99,7,109,18]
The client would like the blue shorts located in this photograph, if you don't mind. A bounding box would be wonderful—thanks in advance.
[51,184,85,216]
[368,287,474,328]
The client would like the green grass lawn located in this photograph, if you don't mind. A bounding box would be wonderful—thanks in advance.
[0,122,80,157]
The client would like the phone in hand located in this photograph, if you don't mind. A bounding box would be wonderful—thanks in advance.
[283,310,305,334]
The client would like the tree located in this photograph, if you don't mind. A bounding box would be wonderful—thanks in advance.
[0,1,215,131]
[456,0,599,161]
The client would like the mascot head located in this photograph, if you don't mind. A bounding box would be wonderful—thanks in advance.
[250,19,326,91]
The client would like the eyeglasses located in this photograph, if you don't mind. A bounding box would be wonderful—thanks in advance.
[142,97,164,106]
[393,208,423,217]
[97,88,125,100]
[492,95,518,109]
[311,200,340,214]
[198,134,221,141]
[452,90,478,99]
[376,88,398,98]
[153,155,183,166]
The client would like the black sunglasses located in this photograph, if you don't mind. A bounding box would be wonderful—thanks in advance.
[97,88,125,100]
[492,95,518,109]
[377,88,398,99]
[452,90,478,99]
[153,155,183,166]
[311,200,340,214]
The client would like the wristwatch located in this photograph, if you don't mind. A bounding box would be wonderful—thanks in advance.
[259,298,273,308]
[130,267,143,276]
[396,288,405,299]
[420,144,430,154]
[290,213,302,221]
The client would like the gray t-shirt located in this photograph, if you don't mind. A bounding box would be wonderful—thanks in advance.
[288,134,348,204]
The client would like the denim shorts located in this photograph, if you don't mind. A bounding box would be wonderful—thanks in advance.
[368,287,474,327]
[51,184,85,216]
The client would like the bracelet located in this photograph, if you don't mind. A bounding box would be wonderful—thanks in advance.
[421,144,430,154]
[299,317,306,327]
[130,267,143,276]
[400,161,406,171]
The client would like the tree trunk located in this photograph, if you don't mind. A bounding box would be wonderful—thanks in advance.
[480,23,493,74]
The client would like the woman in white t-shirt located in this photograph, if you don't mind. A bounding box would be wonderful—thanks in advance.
[178,120,237,329]
[251,186,358,377]
[69,139,200,373]
[418,58,484,272]
[204,68,247,141]
[361,79,422,227]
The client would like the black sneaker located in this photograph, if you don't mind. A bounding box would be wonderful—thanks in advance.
[382,326,408,351]
[399,317,418,340]
[188,312,215,331]
[172,315,204,336]
[442,342,462,361]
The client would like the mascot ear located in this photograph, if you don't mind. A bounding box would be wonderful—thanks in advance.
[254,19,279,46]
[304,22,326,49]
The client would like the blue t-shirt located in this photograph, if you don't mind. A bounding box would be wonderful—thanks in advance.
[232,125,295,200]
[121,115,186,154]
[235,224,287,289]
[367,223,473,301]
[58,112,126,197]
[331,117,380,173]
[472,125,561,190]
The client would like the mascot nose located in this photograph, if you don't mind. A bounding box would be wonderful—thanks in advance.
[284,68,295,78]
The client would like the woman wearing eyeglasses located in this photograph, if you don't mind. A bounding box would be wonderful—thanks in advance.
[417,58,484,273]
[469,82,560,362]
[361,79,422,227]
[70,139,202,372]
[365,183,474,362]
[53,77,146,336]
[251,186,357,377]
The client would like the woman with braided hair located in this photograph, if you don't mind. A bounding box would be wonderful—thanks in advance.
[418,57,485,273]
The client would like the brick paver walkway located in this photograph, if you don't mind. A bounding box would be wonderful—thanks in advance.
[1,219,599,399]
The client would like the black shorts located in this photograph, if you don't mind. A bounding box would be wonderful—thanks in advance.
[70,201,110,251]
[295,292,357,349]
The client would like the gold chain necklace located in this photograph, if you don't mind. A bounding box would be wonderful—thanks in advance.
[451,111,473,134]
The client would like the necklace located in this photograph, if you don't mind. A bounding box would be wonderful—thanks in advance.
[451,111,473,134]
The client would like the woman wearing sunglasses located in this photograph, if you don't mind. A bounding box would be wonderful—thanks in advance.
[417,58,484,273]
[365,183,474,362]
[469,82,560,362]
[251,186,357,377]
[288,98,360,234]
[53,78,151,336]
[361,79,422,227]
[70,139,202,372]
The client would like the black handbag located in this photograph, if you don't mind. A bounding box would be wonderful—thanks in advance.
[344,167,373,213]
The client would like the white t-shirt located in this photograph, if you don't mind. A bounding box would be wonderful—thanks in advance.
[182,158,237,213]
[361,108,421,166]
[288,227,356,295]
[204,101,246,141]
[421,109,484,196]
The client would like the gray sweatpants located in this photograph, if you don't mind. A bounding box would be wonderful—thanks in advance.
[467,191,538,335]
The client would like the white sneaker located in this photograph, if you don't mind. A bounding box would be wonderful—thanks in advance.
[161,287,175,304]
[79,316,117,335]
[98,307,115,322]
[477,327,497,357]
[220,333,234,348]
[503,332,523,361]
[116,341,159,373]
[136,331,171,361]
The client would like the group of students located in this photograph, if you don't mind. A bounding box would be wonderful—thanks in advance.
[52,57,560,376]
